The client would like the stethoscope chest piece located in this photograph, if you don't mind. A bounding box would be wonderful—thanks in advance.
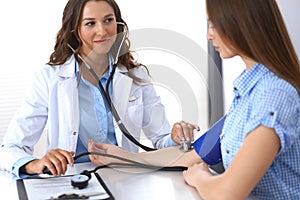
[71,174,90,189]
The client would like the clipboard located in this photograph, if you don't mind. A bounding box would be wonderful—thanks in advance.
[17,172,114,200]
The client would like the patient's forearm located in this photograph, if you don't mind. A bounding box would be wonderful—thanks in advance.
[131,146,202,167]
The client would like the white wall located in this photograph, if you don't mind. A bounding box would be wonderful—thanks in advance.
[0,0,209,144]
[118,0,209,132]
[222,0,300,112]
[277,0,300,59]
[0,0,68,144]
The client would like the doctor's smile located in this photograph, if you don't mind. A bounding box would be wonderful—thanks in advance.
[94,39,110,45]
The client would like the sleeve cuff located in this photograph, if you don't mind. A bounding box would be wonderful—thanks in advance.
[12,157,36,178]
[164,136,178,147]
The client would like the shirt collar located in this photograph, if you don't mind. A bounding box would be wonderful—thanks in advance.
[57,55,76,78]
[233,63,269,97]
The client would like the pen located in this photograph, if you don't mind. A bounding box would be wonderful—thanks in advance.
[48,192,107,199]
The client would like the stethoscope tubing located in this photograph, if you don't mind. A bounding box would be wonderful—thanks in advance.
[67,22,156,151]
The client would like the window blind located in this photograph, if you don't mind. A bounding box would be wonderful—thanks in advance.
[0,72,31,143]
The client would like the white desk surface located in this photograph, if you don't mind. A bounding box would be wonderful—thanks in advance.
[0,162,201,200]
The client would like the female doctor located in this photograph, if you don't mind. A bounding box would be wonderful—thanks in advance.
[0,0,197,177]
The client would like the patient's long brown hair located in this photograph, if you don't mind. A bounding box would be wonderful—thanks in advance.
[206,0,300,93]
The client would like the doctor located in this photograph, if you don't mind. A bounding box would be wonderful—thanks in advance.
[0,0,198,177]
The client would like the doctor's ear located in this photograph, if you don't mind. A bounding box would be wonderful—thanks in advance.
[70,29,81,42]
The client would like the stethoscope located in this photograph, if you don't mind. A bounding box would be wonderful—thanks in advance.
[40,150,187,200]
[42,151,187,192]
[69,151,187,190]
[68,22,156,152]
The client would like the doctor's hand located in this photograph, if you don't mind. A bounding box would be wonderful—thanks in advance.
[23,149,74,176]
[88,139,132,166]
[171,121,200,144]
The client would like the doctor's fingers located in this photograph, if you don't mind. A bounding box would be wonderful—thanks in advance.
[42,149,74,175]
[172,121,200,144]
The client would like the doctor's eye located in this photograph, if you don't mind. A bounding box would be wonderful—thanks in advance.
[84,21,96,27]
[104,17,115,24]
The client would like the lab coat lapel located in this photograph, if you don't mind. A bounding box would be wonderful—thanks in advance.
[57,77,79,126]
[112,67,132,120]
[56,57,80,150]
[113,67,132,145]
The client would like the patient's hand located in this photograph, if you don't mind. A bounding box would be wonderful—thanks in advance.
[88,139,132,165]
[183,162,213,188]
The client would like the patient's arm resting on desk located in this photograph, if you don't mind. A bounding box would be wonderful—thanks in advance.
[87,116,226,168]
[139,146,201,167]
[88,140,202,168]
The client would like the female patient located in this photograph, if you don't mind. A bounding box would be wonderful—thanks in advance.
[89,0,300,199]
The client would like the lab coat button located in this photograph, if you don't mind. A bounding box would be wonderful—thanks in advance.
[226,150,230,154]
[73,131,77,136]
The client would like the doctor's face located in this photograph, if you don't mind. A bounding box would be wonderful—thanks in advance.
[78,0,117,57]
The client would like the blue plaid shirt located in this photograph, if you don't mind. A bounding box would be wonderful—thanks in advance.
[221,63,300,199]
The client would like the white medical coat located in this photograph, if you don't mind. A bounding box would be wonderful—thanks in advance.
[0,56,172,172]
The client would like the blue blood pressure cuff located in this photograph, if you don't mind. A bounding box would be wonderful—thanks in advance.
[193,115,226,165]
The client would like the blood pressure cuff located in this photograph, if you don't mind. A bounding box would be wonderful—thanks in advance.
[192,115,226,165]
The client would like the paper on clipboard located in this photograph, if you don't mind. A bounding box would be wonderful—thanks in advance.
[17,172,114,200]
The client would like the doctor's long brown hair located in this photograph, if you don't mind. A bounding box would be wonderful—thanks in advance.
[206,0,300,93]
[47,0,141,72]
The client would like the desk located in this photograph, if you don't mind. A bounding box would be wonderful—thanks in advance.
[0,162,201,200]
